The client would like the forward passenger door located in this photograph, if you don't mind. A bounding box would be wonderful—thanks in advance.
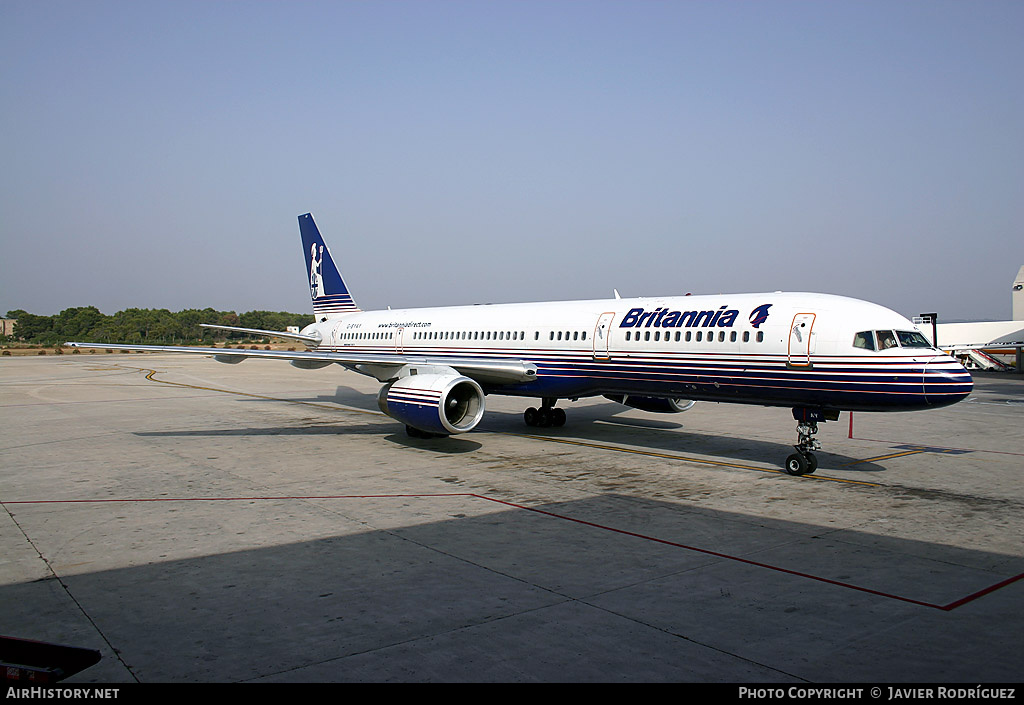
[593,312,615,360]
[788,313,816,368]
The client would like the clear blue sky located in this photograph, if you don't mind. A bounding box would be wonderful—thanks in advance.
[2,0,1022,321]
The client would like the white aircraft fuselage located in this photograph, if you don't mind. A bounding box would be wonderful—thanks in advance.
[300,291,971,414]
[69,213,973,476]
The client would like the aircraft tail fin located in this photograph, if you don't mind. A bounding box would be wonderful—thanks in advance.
[298,213,361,317]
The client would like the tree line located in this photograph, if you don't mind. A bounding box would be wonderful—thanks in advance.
[3,307,313,346]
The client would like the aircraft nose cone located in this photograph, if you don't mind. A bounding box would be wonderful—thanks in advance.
[923,357,974,407]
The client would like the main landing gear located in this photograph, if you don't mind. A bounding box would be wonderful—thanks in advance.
[785,408,837,475]
[524,398,566,428]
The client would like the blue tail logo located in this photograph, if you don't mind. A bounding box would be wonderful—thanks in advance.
[298,213,360,316]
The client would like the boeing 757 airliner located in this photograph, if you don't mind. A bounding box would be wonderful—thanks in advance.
[69,213,973,476]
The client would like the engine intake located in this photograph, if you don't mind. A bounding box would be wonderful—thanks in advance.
[378,373,486,436]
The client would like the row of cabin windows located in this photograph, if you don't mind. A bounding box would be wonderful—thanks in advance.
[413,330,527,341]
[551,330,587,341]
[342,329,766,344]
[340,331,393,340]
[625,329,765,343]
[410,330,590,342]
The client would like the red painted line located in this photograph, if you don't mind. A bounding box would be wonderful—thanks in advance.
[2,494,469,504]
[479,496,943,610]
[0,394,215,408]
[4,493,1018,611]
[940,571,1024,611]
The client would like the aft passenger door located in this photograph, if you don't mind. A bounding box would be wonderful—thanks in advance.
[593,312,615,360]
[788,313,816,368]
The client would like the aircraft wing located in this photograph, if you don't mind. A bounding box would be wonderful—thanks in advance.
[198,323,322,346]
[64,342,538,385]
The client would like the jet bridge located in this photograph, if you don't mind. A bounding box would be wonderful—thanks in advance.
[0,636,101,683]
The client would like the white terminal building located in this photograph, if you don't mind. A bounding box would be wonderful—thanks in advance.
[915,265,1024,372]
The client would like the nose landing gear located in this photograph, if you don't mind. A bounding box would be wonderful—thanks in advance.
[785,422,820,475]
[785,408,837,475]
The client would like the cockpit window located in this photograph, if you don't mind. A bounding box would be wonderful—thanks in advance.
[876,330,898,350]
[897,330,932,348]
[855,329,932,351]
[853,331,875,350]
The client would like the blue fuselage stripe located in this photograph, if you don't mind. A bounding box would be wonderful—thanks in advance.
[322,343,972,412]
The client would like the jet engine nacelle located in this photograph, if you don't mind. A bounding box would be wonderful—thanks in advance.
[378,373,486,436]
[604,394,696,413]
